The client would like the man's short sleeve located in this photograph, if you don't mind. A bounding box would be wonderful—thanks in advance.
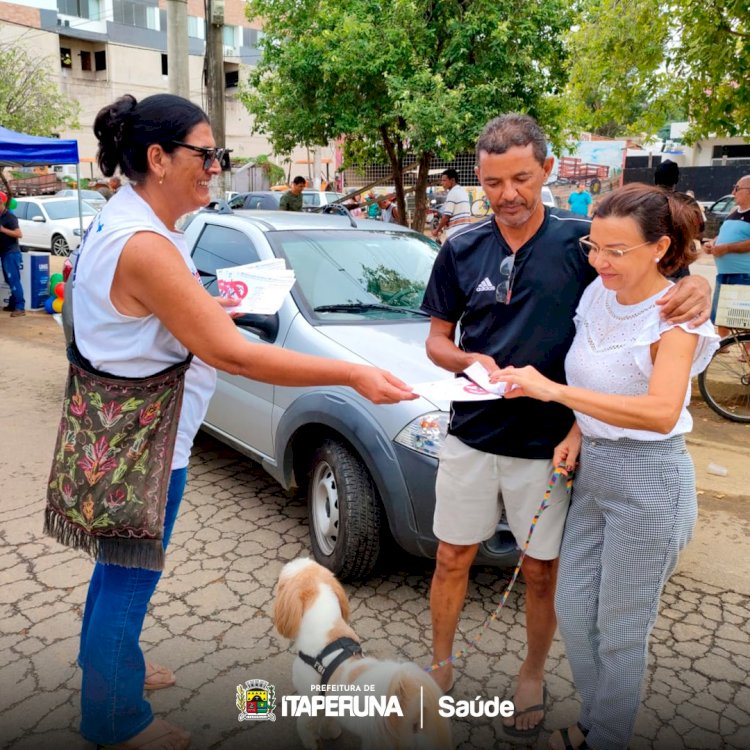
[421,242,465,322]
[442,187,457,217]
[279,193,290,210]
[4,212,19,231]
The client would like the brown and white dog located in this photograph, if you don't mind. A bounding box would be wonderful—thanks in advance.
[274,558,452,750]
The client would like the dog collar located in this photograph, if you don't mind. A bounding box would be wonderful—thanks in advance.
[298,636,363,686]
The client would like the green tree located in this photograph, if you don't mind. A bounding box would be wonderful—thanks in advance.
[0,41,80,195]
[566,0,749,142]
[241,0,573,229]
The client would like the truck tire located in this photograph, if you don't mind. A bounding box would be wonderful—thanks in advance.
[307,439,382,581]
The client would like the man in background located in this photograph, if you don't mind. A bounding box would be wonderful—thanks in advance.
[0,191,25,317]
[704,174,750,336]
[280,176,306,211]
[433,168,471,239]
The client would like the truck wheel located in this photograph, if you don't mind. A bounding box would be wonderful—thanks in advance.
[590,179,602,195]
[307,439,381,581]
[51,235,70,257]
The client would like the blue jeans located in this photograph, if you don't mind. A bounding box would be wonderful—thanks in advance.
[1,250,25,311]
[711,273,750,323]
[79,467,188,745]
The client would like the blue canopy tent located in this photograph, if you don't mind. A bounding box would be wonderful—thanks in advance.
[0,125,79,166]
[0,125,84,235]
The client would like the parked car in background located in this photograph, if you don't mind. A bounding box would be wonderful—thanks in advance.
[542,185,557,208]
[703,194,736,239]
[185,210,519,580]
[301,190,346,209]
[54,188,107,211]
[14,196,97,256]
[228,191,282,210]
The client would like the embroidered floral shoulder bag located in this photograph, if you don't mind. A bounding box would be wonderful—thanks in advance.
[44,249,191,571]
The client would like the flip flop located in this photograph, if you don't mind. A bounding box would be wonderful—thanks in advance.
[144,662,176,691]
[502,684,548,739]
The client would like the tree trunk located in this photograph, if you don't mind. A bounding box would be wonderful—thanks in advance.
[0,170,12,200]
[379,125,407,226]
[411,152,432,232]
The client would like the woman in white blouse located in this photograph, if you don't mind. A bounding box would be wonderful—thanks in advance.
[491,183,718,750]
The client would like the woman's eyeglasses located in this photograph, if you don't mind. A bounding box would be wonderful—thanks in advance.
[579,235,651,260]
[496,253,516,305]
[171,141,228,171]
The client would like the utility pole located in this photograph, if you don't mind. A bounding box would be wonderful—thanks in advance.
[166,0,189,98]
[204,0,227,197]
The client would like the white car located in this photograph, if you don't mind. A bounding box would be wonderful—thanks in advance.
[55,188,108,211]
[14,197,97,256]
[302,190,346,209]
[542,186,557,208]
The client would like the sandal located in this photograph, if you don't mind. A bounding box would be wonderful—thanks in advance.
[144,662,176,691]
[502,683,548,740]
[97,718,190,749]
[549,721,589,750]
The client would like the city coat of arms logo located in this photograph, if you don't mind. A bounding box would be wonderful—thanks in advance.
[236,678,276,722]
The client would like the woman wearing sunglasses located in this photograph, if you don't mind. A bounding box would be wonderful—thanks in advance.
[491,183,718,750]
[70,94,415,750]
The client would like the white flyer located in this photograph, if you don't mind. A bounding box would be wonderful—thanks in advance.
[216,259,296,315]
[412,375,506,402]
[462,361,508,396]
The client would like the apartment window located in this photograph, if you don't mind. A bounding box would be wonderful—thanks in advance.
[95,50,107,71]
[112,0,157,29]
[58,0,98,19]
[80,50,92,71]
[187,15,205,40]
[161,54,168,76]
[243,28,258,48]
[60,47,72,68]
[222,25,237,49]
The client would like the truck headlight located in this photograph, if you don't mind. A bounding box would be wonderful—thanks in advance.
[394,411,448,458]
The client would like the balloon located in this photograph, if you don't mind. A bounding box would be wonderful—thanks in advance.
[9,198,17,210]
[49,273,64,294]
[54,281,65,300]
[44,297,55,314]
[52,298,64,313]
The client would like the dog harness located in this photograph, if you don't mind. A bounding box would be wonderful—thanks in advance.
[298,637,363,686]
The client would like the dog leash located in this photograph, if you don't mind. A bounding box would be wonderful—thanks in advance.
[424,465,573,674]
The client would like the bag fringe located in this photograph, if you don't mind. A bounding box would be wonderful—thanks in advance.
[43,507,165,571]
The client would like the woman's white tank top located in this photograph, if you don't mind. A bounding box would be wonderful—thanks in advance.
[72,185,217,469]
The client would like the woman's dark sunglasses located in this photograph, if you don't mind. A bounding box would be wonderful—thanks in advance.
[171,141,228,171]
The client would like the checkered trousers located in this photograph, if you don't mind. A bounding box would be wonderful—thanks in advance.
[555,435,697,750]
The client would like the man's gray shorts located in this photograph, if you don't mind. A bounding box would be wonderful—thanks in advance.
[434,435,571,560]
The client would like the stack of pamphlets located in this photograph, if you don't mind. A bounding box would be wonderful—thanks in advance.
[216,258,296,315]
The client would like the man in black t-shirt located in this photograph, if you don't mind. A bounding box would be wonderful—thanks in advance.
[421,114,710,739]
[0,191,25,316]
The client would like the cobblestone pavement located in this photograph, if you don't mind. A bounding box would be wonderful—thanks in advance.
[1,317,749,750]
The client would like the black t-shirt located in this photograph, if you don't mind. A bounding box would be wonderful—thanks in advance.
[0,209,20,255]
[421,208,596,459]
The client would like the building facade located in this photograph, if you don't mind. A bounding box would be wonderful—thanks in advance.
[0,0,335,183]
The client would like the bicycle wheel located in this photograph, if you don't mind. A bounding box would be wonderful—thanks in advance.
[698,331,750,422]
[471,198,491,217]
